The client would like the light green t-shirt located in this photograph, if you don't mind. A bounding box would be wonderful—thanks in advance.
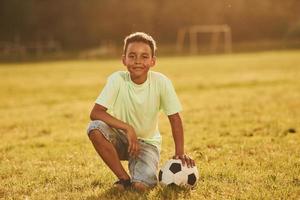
[95,70,182,149]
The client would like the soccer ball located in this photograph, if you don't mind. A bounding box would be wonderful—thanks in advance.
[158,159,199,187]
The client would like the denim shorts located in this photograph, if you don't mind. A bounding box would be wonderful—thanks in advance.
[87,120,160,187]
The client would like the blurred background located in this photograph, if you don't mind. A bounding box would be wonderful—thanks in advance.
[1,0,300,61]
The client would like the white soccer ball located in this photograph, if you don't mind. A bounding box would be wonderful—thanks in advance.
[158,159,199,187]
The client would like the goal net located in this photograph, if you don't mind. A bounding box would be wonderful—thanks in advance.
[176,25,232,54]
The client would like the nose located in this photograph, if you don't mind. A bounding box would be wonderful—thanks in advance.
[134,56,142,64]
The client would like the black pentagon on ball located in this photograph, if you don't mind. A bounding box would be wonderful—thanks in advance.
[187,173,197,185]
[169,163,181,174]
[158,170,163,181]
[168,183,178,187]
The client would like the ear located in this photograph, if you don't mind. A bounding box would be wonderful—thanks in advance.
[150,56,156,67]
[122,55,126,66]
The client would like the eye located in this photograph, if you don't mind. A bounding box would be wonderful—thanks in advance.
[128,55,135,59]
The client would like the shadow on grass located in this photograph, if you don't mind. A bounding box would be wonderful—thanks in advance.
[86,187,148,200]
[155,184,193,200]
[86,184,193,200]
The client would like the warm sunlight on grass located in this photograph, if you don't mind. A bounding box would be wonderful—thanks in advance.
[1,51,300,199]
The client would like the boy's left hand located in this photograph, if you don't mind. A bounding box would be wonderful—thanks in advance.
[173,154,195,168]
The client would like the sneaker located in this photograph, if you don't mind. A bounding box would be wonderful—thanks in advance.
[113,179,132,190]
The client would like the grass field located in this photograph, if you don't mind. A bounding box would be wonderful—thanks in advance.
[1,50,300,200]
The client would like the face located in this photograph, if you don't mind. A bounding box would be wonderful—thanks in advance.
[122,42,156,83]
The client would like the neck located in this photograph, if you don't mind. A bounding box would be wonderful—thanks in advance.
[130,74,148,85]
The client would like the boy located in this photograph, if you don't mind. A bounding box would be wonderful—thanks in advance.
[87,32,195,191]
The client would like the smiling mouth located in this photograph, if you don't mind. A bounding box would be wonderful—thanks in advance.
[133,67,144,70]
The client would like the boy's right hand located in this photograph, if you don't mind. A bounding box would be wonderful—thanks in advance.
[125,126,140,157]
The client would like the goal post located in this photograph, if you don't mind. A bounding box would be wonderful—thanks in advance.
[176,25,232,54]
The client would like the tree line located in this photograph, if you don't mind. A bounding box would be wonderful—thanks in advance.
[1,0,300,50]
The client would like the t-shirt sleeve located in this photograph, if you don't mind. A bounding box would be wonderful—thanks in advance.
[160,77,182,115]
[95,73,120,109]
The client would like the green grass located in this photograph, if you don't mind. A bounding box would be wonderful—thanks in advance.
[1,50,300,199]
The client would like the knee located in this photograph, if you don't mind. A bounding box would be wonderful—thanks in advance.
[88,129,102,140]
[87,120,106,139]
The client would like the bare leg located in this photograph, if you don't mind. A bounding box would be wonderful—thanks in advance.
[88,129,130,181]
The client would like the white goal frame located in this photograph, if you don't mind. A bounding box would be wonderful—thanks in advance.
[176,25,232,54]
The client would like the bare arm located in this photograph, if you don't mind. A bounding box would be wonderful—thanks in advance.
[90,104,131,131]
[90,104,139,157]
[168,113,184,156]
[168,113,195,167]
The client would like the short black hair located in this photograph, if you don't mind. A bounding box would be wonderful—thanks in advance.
[123,32,157,57]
